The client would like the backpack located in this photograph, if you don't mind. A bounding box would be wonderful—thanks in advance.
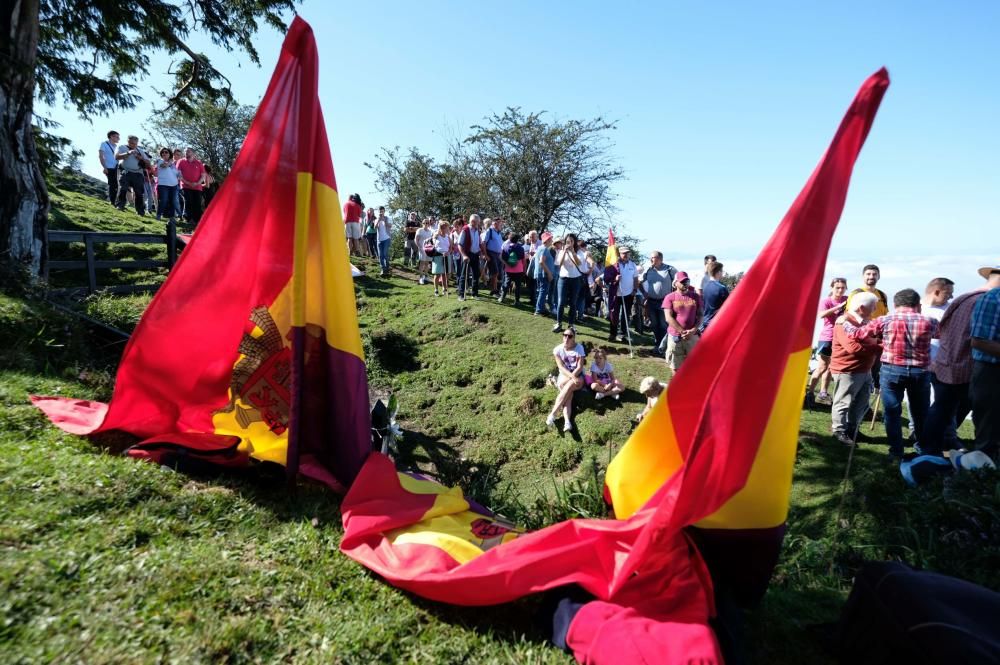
[423,239,438,257]
[504,245,521,267]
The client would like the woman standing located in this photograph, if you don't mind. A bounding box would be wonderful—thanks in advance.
[806,278,849,407]
[375,206,392,277]
[431,221,451,297]
[153,148,180,221]
[552,233,586,333]
[414,218,435,285]
[547,327,586,432]
[363,212,377,257]
[498,232,526,305]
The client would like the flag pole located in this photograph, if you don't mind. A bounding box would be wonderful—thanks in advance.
[619,294,634,359]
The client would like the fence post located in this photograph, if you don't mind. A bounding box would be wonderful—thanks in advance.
[85,234,97,294]
[166,218,177,268]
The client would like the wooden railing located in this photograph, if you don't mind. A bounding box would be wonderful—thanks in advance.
[44,219,179,297]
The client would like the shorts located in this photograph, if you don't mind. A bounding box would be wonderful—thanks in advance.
[431,256,446,274]
[345,222,362,239]
[666,333,700,371]
[816,340,833,357]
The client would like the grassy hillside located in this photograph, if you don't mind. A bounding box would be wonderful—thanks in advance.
[1,189,997,663]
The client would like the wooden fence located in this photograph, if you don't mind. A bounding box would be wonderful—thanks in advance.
[44,220,179,297]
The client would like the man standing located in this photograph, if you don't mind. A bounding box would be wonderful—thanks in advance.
[846,264,890,389]
[700,261,729,332]
[176,147,206,226]
[830,292,881,445]
[662,271,703,372]
[969,264,1000,458]
[482,217,504,296]
[924,269,998,454]
[114,135,148,216]
[403,213,420,266]
[922,277,955,361]
[533,232,556,316]
[639,252,677,349]
[342,194,363,256]
[697,254,717,295]
[848,288,938,461]
[458,214,483,301]
[98,130,120,205]
[608,247,638,342]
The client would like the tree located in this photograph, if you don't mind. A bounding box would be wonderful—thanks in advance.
[147,93,255,181]
[460,108,624,237]
[1,0,294,276]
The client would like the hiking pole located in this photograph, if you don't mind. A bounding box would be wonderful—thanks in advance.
[869,388,881,432]
[829,418,862,575]
[620,295,635,359]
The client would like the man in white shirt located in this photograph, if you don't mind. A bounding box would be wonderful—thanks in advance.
[608,248,638,341]
[923,277,955,361]
[98,130,120,204]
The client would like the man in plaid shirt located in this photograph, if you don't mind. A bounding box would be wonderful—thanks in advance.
[970,264,1000,458]
[846,288,939,460]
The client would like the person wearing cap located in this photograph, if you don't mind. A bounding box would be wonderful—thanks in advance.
[636,376,666,423]
[639,252,678,349]
[533,232,556,316]
[969,264,1000,458]
[607,247,638,342]
[924,267,1000,455]
[661,271,703,372]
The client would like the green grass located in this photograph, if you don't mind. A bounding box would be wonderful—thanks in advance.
[1,188,997,663]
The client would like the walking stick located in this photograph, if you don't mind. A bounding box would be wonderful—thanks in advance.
[869,388,881,431]
[619,295,635,359]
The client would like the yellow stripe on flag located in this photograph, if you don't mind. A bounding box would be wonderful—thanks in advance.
[291,172,313,327]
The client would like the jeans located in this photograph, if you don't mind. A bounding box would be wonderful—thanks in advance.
[831,372,874,436]
[576,276,589,316]
[556,276,580,327]
[922,374,971,455]
[610,294,635,338]
[377,238,391,273]
[365,233,377,256]
[647,298,666,346]
[116,170,146,215]
[156,184,179,219]
[404,236,418,266]
[970,360,1000,456]
[105,167,119,204]
[535,276,552,314]
[880,363,931,456]
[459,257,480,297]
[182,188,203,224]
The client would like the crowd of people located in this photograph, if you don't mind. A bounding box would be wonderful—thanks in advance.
[806,264,999,464]
[98,130,217,226]
[344,206,999,456]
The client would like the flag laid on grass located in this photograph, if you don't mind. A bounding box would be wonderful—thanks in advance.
[342,69,889,664]
[605,229,619,267]
[32,18,369,491]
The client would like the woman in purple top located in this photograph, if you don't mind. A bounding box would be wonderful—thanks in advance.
[806,278,848,406]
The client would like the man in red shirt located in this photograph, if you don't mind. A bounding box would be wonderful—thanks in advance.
[176,147,206,226]
[830,291,882,445]
[661,271,703,372]
[343,194,364,257]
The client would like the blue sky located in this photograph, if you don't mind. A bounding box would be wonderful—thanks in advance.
[42,1,998,301]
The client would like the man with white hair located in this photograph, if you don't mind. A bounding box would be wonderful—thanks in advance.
[457,214,483,301]
[829,291,882,445]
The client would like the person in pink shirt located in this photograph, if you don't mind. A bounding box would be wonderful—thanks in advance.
[805,277,848,408]
[661,271,703,372]
[497,232,527,305]
[175,147,206,226]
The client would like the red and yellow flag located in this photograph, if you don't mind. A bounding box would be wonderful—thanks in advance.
[341,69,889,664]
[32,18,369,490]
[605,228,619,267]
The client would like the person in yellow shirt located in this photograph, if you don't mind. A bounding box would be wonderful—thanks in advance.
[846,264,889,317]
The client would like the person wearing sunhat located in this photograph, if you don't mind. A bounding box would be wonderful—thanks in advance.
[661,271,703,372]
[969,263,1000,458]
[923,266,999,454]
[636,376,666,422]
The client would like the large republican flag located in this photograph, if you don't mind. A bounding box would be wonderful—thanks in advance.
[341,70,889,664]
[32,18,369,491]
[605,228,619,267]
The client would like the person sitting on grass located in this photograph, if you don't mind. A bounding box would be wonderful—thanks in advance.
[547,327,586,432]
[588,348,624,400]
[430,221,451,297]
[414,217,435,285]
[636,376,666,422]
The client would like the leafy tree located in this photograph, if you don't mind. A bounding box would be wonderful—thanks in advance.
[147,93,255,181]
[720,271,746,291]
[1,0,294,276]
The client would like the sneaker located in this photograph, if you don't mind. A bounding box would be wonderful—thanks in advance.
[497,296,504,303]
[433,290,440,297]
[817,391,831,402]
[595,392,605,400]
[458,295,466,301]
[834,432,854,446]
[546,414,556,428]
[563,420,573,432]
[614,394,620,400]
[552,324,562,333]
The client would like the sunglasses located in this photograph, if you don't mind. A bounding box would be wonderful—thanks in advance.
[563,333,575,338]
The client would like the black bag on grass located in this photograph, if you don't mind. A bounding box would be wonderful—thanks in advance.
[835,561,1000,665]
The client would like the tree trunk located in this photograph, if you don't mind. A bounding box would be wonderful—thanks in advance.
[1,0,47,276]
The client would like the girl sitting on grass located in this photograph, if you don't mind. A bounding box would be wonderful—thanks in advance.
[547,327,586,432]
[588,348,624,400]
